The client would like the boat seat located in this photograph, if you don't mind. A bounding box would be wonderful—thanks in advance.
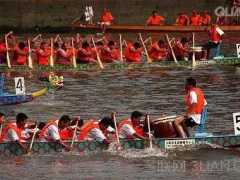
[195,107,212,137]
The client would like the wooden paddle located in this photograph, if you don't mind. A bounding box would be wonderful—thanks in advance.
[70,120,79,149]
[119,34,123,62]
[91,37,104,69]
[139,33,152,64]
[29,123,38,151]
[146,114,153,149]
[112,112,120,145]
[192,33,197,68]
[49,38,54,67]
[71,37,77,68]
[5,35,11,68]
[165,34,179,65]
[27,39,33,69]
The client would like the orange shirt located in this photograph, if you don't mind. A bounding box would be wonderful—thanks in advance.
[14,46,28,65]
[146,15,165,25]
[101,12,114,23]
[175,15,189,26]
[101,46,120,63]
[200,15,211,25]
[148,42,168,61]
[125,43,142,63]
[190,15,201,26]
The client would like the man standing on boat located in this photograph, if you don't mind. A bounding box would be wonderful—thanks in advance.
[203,24,224,59]
[39,115,71,151]
[118,111,147,140]
[0,113,29,153]
[174,78,207,138]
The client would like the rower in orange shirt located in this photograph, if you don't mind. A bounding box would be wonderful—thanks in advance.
[173,37,189,61]
[200,11,211,26]
[148,40,168,61]
[101,41,120,63]
[35,42,51,66]
[146,11,165,26]
[100,8,114,26]
[190,10,201,26]
[175,12,190,26]
[125,42,142,63]
[13,42,28,65]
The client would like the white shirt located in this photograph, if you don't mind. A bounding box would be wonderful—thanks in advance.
[4,128,19,142]
[41,121,60,142]
[87,128,106,142]
[119,124,136,139]
[188,91,207,124]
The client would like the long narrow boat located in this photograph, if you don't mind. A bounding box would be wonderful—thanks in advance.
[0,58,239,73]
[1,133,239,156]
[72,24,240,33]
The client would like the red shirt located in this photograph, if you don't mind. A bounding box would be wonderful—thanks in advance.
[14,46,28,65]
[101,46,120,63]
[125,43,142,63]
[148,42,168,61]
[101,12,114,23]
[200,15,211,25]
[176,15,189,26]
[36,48,50,65]
[146,15,165,25]
[190,15,201,26]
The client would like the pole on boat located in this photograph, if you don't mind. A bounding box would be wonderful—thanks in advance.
[70,120,79,149]
[112,112,120,145]
[49,38,54,67]
[91,37,104,69]
[139,33,152,64]
[119,34,123,62]
[146,114,153,149]
[71,37,77,68]
[165,34,178,65]
[5,34,11,68]
[192,33,196,68]
[27,39,33,69]
[29,123,38,151]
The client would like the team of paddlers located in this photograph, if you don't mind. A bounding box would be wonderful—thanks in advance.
[0,22,223,66]
[0,77,207,153]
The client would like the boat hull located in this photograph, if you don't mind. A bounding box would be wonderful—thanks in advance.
[1,134,240,156]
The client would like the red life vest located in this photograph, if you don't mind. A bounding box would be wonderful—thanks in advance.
[101,12,114,23]
[78,120,99,141]
[0,122,24,142]
[59,127,73,140]
[125,43,142,63]
[190,15,201,26]
[209,27,221,43]
[118,119,145,139]
[39,120,58,141]
[36,48,50,65]
[146,15,165,25]
[184,87,205,114]
[15,47,28,65]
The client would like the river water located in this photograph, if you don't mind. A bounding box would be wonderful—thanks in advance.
[0,64,240,179]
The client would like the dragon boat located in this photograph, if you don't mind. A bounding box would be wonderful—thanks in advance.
[0,73,63,105]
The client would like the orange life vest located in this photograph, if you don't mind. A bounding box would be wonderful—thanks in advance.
[118,119,145,139]
[125,43,142,63]
[0,122,24,142]
[185,87,205,114]
[78,120,99,141]
[60,127,73,140]
[148,42,167,60]
[39,120,58,141]
[200,15,211,25]
[101,12,114,23]
[146,15,165,25]
[176,15,189,26]
[15,47,28,65]
[190,15,201,26]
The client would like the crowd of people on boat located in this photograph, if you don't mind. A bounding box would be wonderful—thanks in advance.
[0,24,224,67]
[0,77,207,153]
[75,5,240,27]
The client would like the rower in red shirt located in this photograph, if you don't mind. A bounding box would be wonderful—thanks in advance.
[55,42,72,65]
[148,40,168,61]
[146,11,165,26]
[13,42,28,65]
[190,10,201,26]
[100,8,114,26]
[175,12,190,26]
[77,41,96,63]
[101,41,120,63]
[125,42,142,63]
[200,11,211,26]
[35,42,51,66]
[0,38,7,64]
[173,37,189,61]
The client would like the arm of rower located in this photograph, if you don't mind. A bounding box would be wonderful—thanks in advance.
[16,140,28,153]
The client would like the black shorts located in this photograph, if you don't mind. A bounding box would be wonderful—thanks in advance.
[185,117,198,128]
